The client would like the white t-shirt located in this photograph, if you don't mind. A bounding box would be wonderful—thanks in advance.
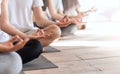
[64,0,80,16]
[52,0,63,11]
[46,0,63,18]
[8,0,44,32]
[0,0,9,42]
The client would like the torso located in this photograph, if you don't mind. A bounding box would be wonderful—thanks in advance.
[44,0,63,19]
[8,0,44,32]
[62,0,80,16]
[8,0,34,32]
[0,0,10,42]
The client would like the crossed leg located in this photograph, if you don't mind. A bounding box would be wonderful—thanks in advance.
[39,25,61,47]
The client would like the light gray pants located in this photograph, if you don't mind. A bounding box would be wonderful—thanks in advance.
[61,23,77,36]
[0,52,22,74]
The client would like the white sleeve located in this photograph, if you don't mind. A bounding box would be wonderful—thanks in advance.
[32,0,44,8]
[54,0,63,11]
[58,0,63,11]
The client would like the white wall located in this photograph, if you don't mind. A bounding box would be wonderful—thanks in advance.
[78,0,120,22]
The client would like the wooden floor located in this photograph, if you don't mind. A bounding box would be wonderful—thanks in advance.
[24,22,120,74]
[24,46,120,74]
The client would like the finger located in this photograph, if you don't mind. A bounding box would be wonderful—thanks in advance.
[33,29,40,36]
[9,35,21,43]
[65,18,71,24]
[40,29,45,35]
[18,38,29,47]
[59,18,64,22]
[63,15,67,19]
[62,19,66,23]
[10,40,24,51]
[37,29,44,36]
[13,38,29,51]
[65,16,71,23]
[66,16,70,22]
[62,16,68,22]
[36,29,41,33]
[36,29,41,35]
[60,15,67,22]
[57,22,64,26]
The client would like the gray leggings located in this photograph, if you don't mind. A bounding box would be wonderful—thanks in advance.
[0,52,22,74]
[61,23,77,36]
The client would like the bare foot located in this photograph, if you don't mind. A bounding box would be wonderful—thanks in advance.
[77,22,86,30]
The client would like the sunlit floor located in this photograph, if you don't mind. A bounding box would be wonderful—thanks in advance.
[24,22,120,74]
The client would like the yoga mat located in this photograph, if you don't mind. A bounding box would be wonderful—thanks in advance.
[23,55,58,71]
[44,46,60,53]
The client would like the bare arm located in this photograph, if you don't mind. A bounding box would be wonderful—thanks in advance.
[57,9,64,16]
[33,6,55,27]
[0,1,29,51]
[48,0,83,20]
[0,35,29,52]
[76,7,96,17]
[48,0,64,20]
[0,0,28,39]
[33,5,72,28]
[0,0,46,42]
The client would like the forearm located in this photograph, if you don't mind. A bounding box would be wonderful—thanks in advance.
[1,23,28,39]
[48,0,63,20]
[56,9,81,19]
[35,15,55,27]
[50,13,64,20]
[33,7,55,27]
[0,0,28,39]
[0,44,9,52]
[60,13,81,19]
[57,9,64,16]
[57,10,79,20]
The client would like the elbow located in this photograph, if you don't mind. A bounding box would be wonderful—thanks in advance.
[0,17,10,25]
[0,22,9,31]
[1,20,9,27]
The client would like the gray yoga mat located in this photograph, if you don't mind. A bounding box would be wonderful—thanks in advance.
[23,55,58,71]
[20,72,25,74]
[44,46,61,53]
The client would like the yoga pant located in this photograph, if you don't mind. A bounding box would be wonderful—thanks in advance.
[61,23,77,36]
[0,52,22,74]
[16,39,43,64]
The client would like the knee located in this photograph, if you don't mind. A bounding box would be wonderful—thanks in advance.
[39,25,61,47]
[0,52,22,74]
[45,25,61,38]
[22,39,42,64]
[8,52,22,74]
[61,24,77,36]
[31,39,43,58]
[51,25,61,34]
[52,25,61,38]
